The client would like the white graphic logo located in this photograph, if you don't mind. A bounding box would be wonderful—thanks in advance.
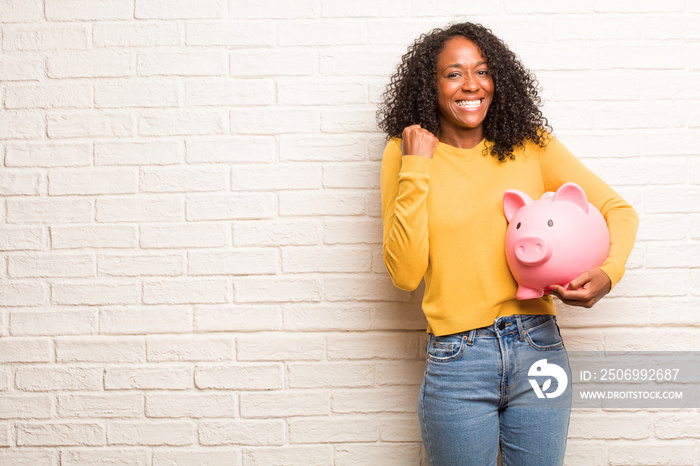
[528,359,568,399]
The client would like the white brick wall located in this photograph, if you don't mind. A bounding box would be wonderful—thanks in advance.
[0,0,697,464]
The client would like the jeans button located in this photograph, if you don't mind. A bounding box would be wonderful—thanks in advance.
[498,321,505,331]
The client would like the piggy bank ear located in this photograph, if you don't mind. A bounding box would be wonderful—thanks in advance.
[503,189,533,222]
[553,182,589,213]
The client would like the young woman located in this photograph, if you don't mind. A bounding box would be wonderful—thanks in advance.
[378,22,638,465]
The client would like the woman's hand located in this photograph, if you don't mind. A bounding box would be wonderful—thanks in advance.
[401,125,439,159]
[547,268,612,308]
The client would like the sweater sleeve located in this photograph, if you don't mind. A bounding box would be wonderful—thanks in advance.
[539,137,639,290]
[380,138,432,291]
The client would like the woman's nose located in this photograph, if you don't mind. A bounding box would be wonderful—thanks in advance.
[461,75,479,91]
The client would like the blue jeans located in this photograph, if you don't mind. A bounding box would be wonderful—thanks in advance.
[418,314,572,466]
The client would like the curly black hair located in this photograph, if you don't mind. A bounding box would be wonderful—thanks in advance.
[377,22,551,161]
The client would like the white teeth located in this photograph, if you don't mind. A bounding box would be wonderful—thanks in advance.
[456,99,482,108]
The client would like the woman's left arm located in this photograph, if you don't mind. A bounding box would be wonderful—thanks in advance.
[540,137,639,307]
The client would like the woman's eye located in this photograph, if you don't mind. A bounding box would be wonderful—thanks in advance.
[447,73,460,78]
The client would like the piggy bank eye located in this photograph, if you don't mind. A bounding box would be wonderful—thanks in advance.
[516,222,521,229]
[547,219,553,227]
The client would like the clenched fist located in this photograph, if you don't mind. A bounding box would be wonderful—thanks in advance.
[401,125,439,159]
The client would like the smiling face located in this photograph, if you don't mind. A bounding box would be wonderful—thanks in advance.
[435,36,494,148]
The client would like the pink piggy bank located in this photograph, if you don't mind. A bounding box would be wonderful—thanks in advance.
[503,182,610,300]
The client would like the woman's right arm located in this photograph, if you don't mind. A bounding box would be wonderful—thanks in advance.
[380,128,436,290]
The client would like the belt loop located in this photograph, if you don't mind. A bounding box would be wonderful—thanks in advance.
[466,329,476,346]
[515,315,525,341]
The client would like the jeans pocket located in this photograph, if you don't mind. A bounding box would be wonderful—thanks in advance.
[426,333,466,362]
[524,316,564,351]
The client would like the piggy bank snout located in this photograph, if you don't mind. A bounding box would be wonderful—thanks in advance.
[513,234,552,266]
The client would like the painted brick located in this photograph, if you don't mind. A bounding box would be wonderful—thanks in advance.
[1,0,43,22]
[186,193,275,221]
[96,141,182,166]
[0,283,48,306]
[236,333,325,361]
[135,0,225,19]
[186,137,275,163]
[185,79,274,106]
[198,420,285,446]
[229,49,316,77]
[195,364,284,390]
[146,393,237,418]
[93,22,180,47]
[194,305,282,332]
[242,446,333,466]
[10,309,96,336]
[288,415,379,443]
[56,336,146,363]
[188,249,277,276]
[48,51,134,78]
[234,277,322,303]
[48,112,134,139]
[0,451,56,465]
[7,198,93,224]
[96,195,183,223]
[232,164,321,191]
[0,337,52,363]
[230,108,319,134]
[140,223,228,249]
[104,365,192,390]
[154,450,241,466]
[186,21,275,46]
[335,443,422,465]
[51,225,138,249]
[5,81,93,109]
[58,394,143,418]
[101,306,192,335]
[95,81,180,108]
[378,414,422,442]
[6,142,92,167]
[108,421,196,446]
[279,191,366,216]
[233,219,320,247]
[0,55,43,81]
[288,362,376,388]
[138,51,227,77]
[8,253,95,278]
[332,388,418,414]
[282,246,372,273]
[229,0,316,19]
[15,366,103,391]
[50,168,137,195]
[139,110,227,136]
[0,394,52,419]
[45,0,133,20]
[0,112,44,139]
[62,449,151,466]
[147,335,234,361]
[279,136,369,162]
[0,171,40,195]
[278,79,367,105]
[278,20,366,46]
[240,390,331,418]
[52,282,141,306]
[608,441,694,465]
[3,24,90,51]
[142,279,228,305]
[140,166,228,193]
[97,253,184,277]
[17,422,105,446]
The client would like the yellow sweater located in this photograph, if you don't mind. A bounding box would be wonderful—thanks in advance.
[381,136,639,336]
